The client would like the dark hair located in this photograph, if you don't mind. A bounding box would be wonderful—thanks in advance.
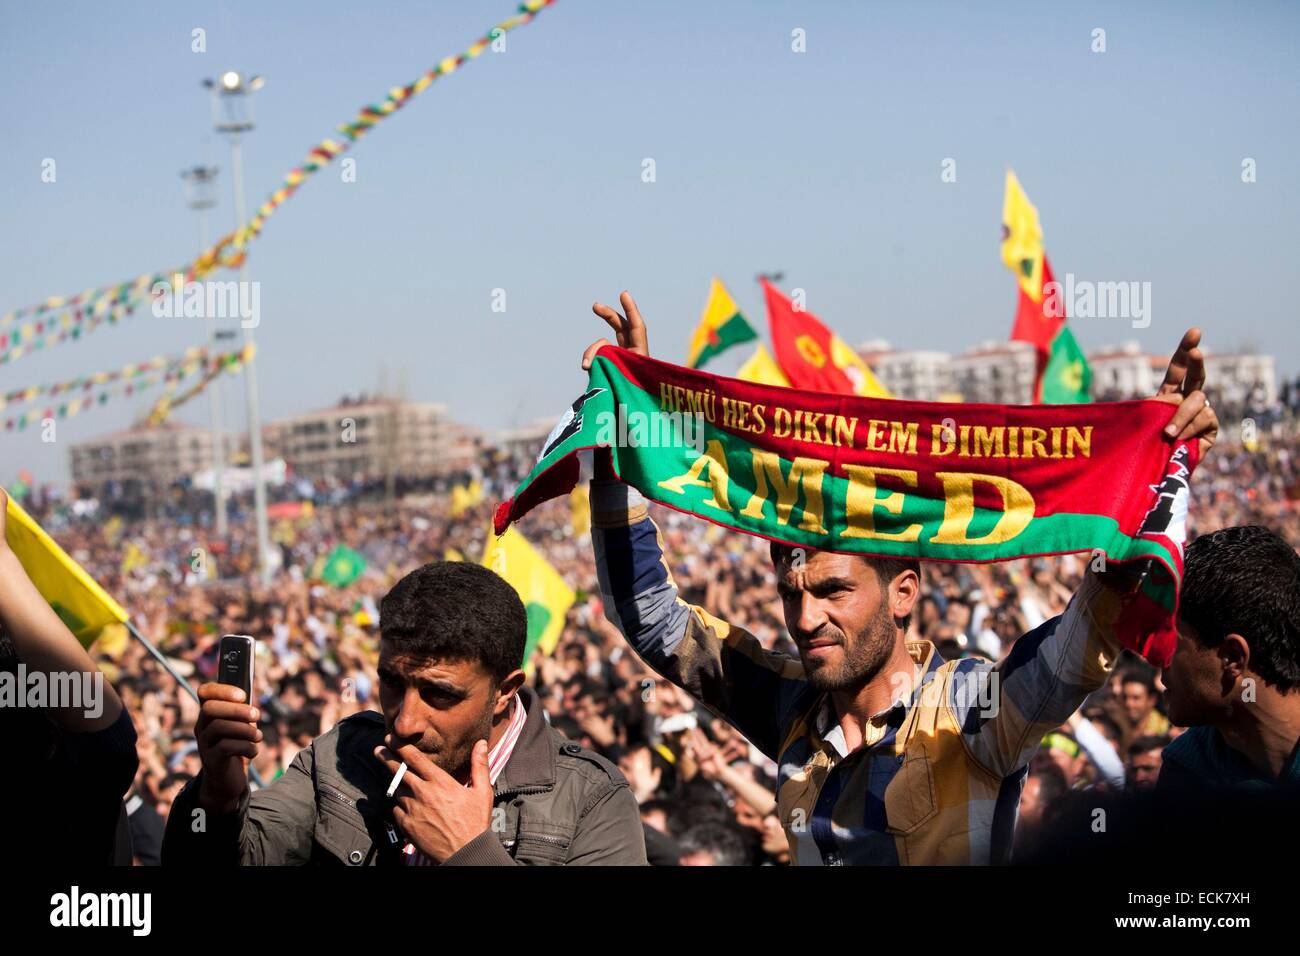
[162,771,194,791]
[380,562,526,684]
[549,715,584,740]
[285,710,321,743]
[639,797,674,820]
[1180,526,1300,692]
[1127,735,1169,759]
[1120,670,1157,695]
[257,721,282,747]
[669,793,732,836]
[678,821,750,866]
[624,741,678,794]
[769,543,920,629]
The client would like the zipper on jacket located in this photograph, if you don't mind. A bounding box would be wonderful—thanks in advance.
[493,784,552,799]
[319,783,357,809]
[522,834,570,847]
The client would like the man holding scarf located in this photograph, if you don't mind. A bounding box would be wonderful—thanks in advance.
[580,292,1218,865]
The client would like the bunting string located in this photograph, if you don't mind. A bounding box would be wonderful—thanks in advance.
[146,344,254,426]
[2,344,249,433]
[1,347,208,412]
[0,0,558,367]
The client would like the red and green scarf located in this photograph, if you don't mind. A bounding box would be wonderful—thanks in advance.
[496,347,1198,666]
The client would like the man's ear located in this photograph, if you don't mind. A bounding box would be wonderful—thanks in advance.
[890,569,920,624]
[494,668,526,717]
[1218,634,1250,688]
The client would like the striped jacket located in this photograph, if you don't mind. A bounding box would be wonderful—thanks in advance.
[591,482,1125,865]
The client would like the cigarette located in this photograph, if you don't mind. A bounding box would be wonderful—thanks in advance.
[386,761,408,798]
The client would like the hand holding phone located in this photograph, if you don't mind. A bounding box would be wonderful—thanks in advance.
[195,635,262,815]
[217,634,255,702]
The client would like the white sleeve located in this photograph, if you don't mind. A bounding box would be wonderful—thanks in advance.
[1073,715,1126,788]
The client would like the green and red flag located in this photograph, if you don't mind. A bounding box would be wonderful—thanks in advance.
[1002,171,1070,402]
[685,278,757,370]
[496,347,1199,666]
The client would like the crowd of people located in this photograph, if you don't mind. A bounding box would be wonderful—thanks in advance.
[11,409,1300,865]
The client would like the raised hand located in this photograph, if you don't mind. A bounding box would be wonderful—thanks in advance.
[376,738,494,863]
[582,291,650,370]
[194,682,261,815]
[1150,327,1218,460]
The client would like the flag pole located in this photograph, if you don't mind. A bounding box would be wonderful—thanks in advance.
[126,621,198,704]
[124,621,266,789]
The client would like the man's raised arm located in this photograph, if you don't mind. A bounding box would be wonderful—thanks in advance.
[590,478,804,760]
[162,683,316,865]
[584,292,804,760]
[958,328,1219,778]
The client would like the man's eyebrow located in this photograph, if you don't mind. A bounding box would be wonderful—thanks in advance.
[817,577,857,590]
[780,575,857,593]
[414,676,470,698]
[377,668,469,697]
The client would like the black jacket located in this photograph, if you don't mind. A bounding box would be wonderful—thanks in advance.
[2,705,138,865]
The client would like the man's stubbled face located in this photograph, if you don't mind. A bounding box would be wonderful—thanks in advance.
[1162,617,1228,728]
[377,641,496,781]
[775,551,898,692]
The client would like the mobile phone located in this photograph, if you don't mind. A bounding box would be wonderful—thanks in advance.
[217,634,256,702]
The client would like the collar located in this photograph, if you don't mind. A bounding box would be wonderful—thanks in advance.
[491,685,557,794]
[813,640,941,758]
[1199,724,1300,787]
[487,693,527,785]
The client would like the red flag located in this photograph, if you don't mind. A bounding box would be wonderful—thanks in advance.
[1011,256,1066,401]
[762,279,889,397]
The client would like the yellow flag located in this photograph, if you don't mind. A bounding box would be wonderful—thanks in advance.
[4,496,129,647]
[1002,170,1045,302]
[569,484,591,537]
[120,542,148,575]
[449,480,484,519]
[735,344,791,387]
[450,486,470,517]
[102,515,124,544]
[831,335,892,399]
[482,526,575,666]
[96,622,130,659]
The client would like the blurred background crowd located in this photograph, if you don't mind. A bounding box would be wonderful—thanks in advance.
[15,410,1299,866]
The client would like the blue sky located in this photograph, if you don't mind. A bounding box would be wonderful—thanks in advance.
[3,0,1298,484]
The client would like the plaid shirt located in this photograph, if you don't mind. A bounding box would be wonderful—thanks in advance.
[591,482,1125,865]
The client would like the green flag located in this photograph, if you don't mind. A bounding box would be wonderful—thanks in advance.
[1041,325,1091,404]
[686,279,758,369]
[317,545,367,587]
